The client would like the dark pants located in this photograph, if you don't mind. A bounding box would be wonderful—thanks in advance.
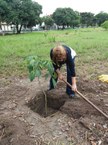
[66,64,75,95]
[49,59,75,95]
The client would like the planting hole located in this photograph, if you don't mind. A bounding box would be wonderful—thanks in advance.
[27,92,66,117]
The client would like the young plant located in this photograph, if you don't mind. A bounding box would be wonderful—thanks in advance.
[27,55,57,84]
[27,55,57,115]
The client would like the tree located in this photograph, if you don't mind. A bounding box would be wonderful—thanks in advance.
[0,0,9,28]
[27,56,57,115]
[101,20,108,30]
[80,12,95,27]
[42,15,54,30]
[52,8,80,29]
[95,12,108,26]
[72,11,80,28]
[0,0,42,33]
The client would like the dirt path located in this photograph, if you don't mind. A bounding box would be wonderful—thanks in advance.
[0,76,108,145]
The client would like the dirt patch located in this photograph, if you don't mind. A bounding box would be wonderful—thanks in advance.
[27,85,69,117]
[0,117,36,145]
[0,76,108,145]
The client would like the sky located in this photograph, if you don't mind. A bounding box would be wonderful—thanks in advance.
[34,0,108,16]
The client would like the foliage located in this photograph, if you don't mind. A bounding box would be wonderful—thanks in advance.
[80,12,95,27]
[0,0,42,33]
[95,12,108,26]
[27,56,57,87]
[52,8,80,29]
[101,20,108,30]
[42,15,54,30]
[0,0,9,23]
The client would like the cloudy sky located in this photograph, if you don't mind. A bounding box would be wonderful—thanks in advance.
[34,0,108,16]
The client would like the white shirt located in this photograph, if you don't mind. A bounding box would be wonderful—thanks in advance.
[69,47,76,59]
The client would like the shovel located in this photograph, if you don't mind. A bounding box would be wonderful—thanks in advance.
[62,79,108,120]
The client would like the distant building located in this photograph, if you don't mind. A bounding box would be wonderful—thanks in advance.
[0,22,13,31]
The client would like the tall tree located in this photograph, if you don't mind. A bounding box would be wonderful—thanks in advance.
[80,12,95,27]
[52,8,80,29]
[95,12,108,26]
[0,0,42,33]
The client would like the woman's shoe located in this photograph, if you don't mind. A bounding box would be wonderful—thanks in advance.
[69,94,75,99]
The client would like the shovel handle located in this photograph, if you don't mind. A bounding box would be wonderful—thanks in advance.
[62,79,108,120]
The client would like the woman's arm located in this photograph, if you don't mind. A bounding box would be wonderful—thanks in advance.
[72,76,77,92]
[56,69,64,80]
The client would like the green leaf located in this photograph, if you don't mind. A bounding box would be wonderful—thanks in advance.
[30,59,35,66]
[29,71,35,81]
[35,69,41,77]
[52,78,57,87]
[42,61,48,67]
[47,63,54,75]
[27,64,33,73]
[53,72,57,79]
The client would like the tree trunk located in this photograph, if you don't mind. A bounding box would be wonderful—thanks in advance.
[0,22,1,29]
[62,25,65,30]
[16,24,22,34]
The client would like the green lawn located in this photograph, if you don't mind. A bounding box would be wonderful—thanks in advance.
[0,27,108,77]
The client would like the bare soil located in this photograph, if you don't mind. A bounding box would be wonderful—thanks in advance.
[0,72,108,145]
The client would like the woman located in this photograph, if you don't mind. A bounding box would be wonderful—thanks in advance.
[49,44,77,98]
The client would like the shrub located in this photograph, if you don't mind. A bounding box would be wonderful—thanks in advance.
[101,20,108,30]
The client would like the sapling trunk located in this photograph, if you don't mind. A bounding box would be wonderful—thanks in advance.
[38,78,47,116]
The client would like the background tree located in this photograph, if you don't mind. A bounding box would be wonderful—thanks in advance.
[0,0,42,33]
[80,12,95,27]
[42,15,54,30]
[0,0,9,28]
[95,12,108,26]
[52,8,80,29]
[71,11,80,28]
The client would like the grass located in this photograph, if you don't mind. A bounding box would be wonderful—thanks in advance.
[0,27,108,77]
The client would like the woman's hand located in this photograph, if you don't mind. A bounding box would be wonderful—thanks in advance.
[71,83,77,92]
[58,73,64,80]
[72,77,77,92]
[56,69,64,80]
